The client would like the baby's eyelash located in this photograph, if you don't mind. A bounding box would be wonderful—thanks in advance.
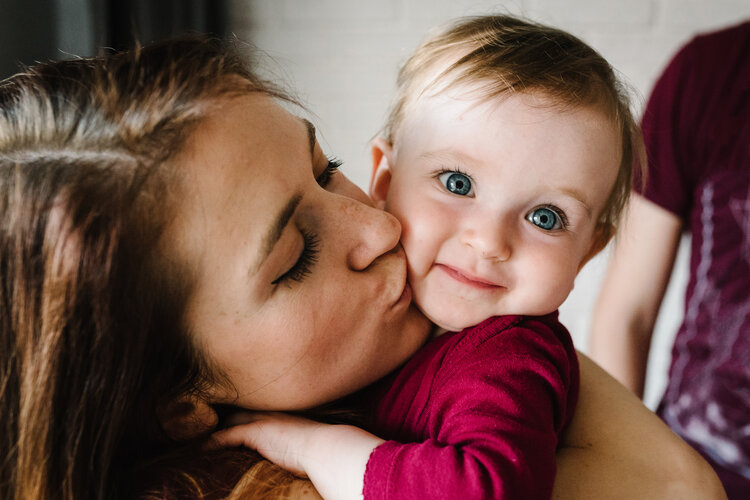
[546,205,569,228]
[434,166,472,179]
[317,157,342,188]
[536,204,569,230]
[272,229,320,285]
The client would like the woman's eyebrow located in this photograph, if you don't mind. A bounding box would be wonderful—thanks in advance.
[255,193,303,272]
[254,119,315,272]
[301,118,316,158]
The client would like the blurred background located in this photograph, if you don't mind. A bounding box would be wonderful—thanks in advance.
[2,0,749,408]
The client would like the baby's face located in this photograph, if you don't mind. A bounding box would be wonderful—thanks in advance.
[372,91,620,331]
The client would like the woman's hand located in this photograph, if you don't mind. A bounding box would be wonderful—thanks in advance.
[211,411,385,500]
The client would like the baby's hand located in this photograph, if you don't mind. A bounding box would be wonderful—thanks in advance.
[211,411,385,500]
[211,411,323,477]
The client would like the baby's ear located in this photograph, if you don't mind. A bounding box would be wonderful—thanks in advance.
[370,137,394,209]
[579,222,615,271]
[157,393,219,442]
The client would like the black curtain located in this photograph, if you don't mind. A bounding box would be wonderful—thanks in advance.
[0,0,228,79]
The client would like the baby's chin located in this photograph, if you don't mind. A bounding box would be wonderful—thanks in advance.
[417,300,493,333]
[416,294,562,332]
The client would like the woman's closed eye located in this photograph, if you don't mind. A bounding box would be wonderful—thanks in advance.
[437,170,474,196]
[272,229,320,285]
[271,156,338,287]
[316,157,342,188]
[526,205,568,231]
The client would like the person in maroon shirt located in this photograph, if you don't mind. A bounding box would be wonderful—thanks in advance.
[590,19,750,499]
[212,15,651,499]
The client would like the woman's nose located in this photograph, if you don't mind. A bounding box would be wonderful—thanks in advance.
[460,218,511,262]
[339,195,402,271]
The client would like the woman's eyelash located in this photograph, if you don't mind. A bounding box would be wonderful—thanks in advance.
[317,157,343,187]
[272,229,320,285]
[272,156,337,287]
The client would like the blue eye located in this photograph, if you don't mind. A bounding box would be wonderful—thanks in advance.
[438,171,473,196]
[527,207,564,230]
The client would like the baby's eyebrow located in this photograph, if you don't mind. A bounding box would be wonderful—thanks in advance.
[418,149,480,165]
[557,187,592,217]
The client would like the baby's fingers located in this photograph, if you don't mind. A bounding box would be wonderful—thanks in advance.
[209,415,314,475]
[206,423,258,450]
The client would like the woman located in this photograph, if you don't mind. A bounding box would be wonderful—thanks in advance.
[0,36,724,499]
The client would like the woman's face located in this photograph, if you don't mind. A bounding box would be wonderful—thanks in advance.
[172,93,430,410]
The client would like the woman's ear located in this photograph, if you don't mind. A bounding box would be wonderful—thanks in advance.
[157,393,219,441]
[370,137,394,209]
[579,222,615,271]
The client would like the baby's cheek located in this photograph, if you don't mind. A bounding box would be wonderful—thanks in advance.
[531,266,576,313]
[399,223,433,275]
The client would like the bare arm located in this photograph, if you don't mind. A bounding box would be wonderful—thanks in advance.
[553,352,726,499]
[221,355,725,499]
[589,194,683,396]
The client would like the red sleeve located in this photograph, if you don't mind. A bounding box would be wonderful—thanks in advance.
[363,318,578,500]
[639,38,701,218]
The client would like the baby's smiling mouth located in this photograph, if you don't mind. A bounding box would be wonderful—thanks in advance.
[434,263,504,290]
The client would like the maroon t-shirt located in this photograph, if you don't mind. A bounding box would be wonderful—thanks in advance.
[640,20,750,493]
[363,313,578,500]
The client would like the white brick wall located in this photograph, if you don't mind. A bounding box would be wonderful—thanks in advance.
[228,0,750,408]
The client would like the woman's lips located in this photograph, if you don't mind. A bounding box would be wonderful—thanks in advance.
[390,245,412,308]
[396,280,412,306]
[435,263,503,290]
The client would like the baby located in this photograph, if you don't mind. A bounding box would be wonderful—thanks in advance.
[214,15,643,500]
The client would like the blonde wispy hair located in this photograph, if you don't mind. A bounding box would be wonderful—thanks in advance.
[383,15,646,233]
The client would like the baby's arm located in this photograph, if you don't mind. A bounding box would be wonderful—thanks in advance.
[362,337,570,500]
[216,320,573,500]
[212,411,383,500]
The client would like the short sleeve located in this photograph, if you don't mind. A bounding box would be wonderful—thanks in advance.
[639,39,700,219]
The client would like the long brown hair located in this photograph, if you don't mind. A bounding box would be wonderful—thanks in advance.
[0,37,290,500]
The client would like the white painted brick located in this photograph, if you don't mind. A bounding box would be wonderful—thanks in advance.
[401,0,531,24]
[529,0,655,28]
[659,0,750,30]
[583,31,696,105]
[277,0,403,32]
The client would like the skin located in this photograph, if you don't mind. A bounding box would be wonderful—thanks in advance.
[207,90,718,500]
[255,90,620,497]
[589,193,683,396]
[166,92,725,499]
[554,353,727,500]
[370,91,619,330]
[171,93,431,412]
[218,354,727,500]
